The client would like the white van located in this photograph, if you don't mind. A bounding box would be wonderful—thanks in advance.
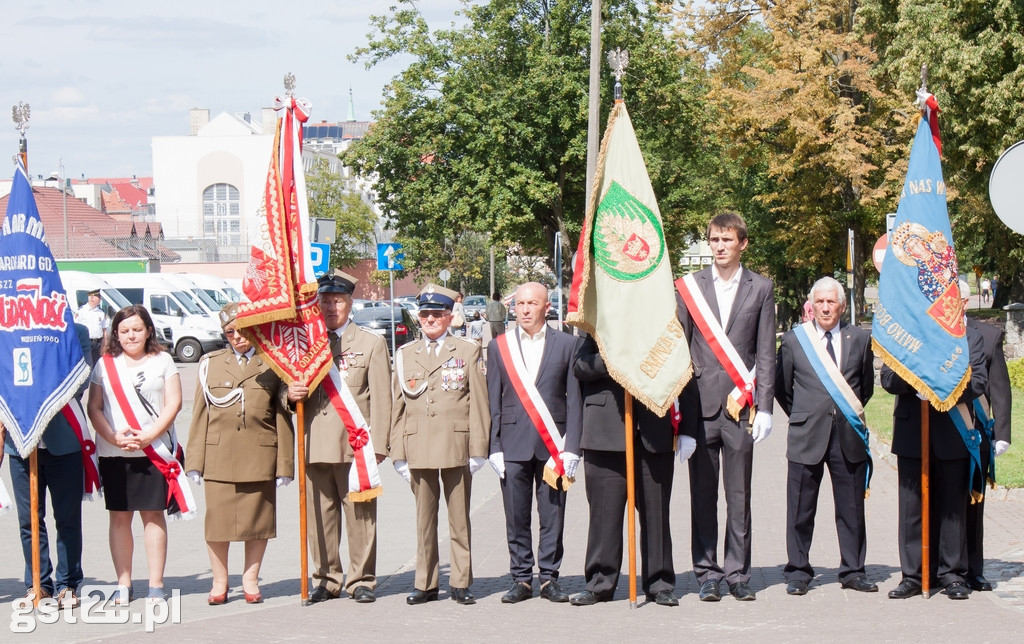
[179,273,241,307]
[160,273,225,316]
[59,270,174,352]
[101,273,226,362]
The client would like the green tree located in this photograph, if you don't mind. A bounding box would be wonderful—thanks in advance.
[680,0,911,325]
[304,157,378,269]
[346,0,718,282]
[857,0,1024,306]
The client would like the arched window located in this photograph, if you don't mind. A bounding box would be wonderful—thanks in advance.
[202,183,241,245]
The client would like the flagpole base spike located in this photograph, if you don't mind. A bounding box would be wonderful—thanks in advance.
[629,600,637,609]
[301,599,311,607]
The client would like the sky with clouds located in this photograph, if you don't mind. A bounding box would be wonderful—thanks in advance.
[0,0,466,180]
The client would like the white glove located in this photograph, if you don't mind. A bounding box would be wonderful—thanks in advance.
[677,435,697,462]
[469,456,487,474]
[751,410,773,444]
[394,459,411,483]
[560,451,580,478]
[489,452,506,479]
[186,470,202,486]
[276,476,292,487]
[995,440,1010,457]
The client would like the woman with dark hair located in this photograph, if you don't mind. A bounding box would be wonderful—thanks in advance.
[87,305,183,604]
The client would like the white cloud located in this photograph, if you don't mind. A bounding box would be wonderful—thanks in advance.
[51,87,88,105]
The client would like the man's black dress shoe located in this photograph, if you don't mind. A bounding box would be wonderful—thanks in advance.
[309,586,338,603]
[645,590,679,606]
[729,582,756,601]
[698,580,721,602]
[887,580,922,599]
[352,586,376,603]
[786,580,808,596]
[966,575,993,592]
[942,582,970,600]
[451,587,476,605]
[501,582,533,604]
[570,590,611,606]
[540,580,569,603]
[406,588,439,605]
[841,576,878,593]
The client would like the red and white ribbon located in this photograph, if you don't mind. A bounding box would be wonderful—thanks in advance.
[272,94,317,288]
[494,334,570,489]
[321,366,382,501]
[916,89,942,157]
[676,273,756,420]
[100,355,195,521]
[61,398,102,500]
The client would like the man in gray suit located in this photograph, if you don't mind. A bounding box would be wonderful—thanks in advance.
[486,282,582,604]
[775,277,877,595]
[675,211,776,602]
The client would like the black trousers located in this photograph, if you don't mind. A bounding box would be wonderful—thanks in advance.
[896,455,969,587]
[965,430,991,579]
[689,411,753,585]
[581,446,674,597]
[784,423,868,584]
[500,458,567,584]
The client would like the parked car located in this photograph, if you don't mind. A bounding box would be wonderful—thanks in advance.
[462,294,488,319]
[351,306,420,354]
[395,299,421,324]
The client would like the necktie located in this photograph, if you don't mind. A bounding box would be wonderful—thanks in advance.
[825,330,837,365]
[427,340,439,367]
[331,333,342,367]
[239,353,249,368]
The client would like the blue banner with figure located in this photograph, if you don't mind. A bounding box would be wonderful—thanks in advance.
[0,161,89,457]
[872,116,969,412]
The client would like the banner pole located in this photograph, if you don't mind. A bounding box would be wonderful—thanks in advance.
[29,449,41,607]
[297,400,310,605]
[920,398,930,598]
[624,392,637,608]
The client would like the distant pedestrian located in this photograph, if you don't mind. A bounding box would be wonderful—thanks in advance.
[468,311,484,344]
[486,291,507,338]
[980,278,991,303]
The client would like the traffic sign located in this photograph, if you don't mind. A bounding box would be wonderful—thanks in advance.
[377,243,404,271]
[310,242,330,278]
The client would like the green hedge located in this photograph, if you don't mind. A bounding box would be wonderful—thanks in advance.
[1009,358,1024,391]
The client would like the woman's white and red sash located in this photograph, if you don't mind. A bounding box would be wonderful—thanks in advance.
[494,333,573,490]
[676,273,757,421]
[61,398,102,500]
[321,366,382,502]
[0,478,11,516]
[100,355,195,520]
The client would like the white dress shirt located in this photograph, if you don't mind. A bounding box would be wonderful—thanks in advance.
[517,325,547,377]
[712,264,743,326]
[423,331,449,355]
[813,320,842,370]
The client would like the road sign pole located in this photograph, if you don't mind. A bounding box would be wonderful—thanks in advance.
[390,268,395,355]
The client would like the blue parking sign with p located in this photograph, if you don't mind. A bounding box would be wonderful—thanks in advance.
[310,242,330,278]
[377,243,404,271]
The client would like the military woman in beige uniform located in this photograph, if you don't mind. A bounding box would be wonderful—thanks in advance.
[186,303,294,605]
[390,284,489,606]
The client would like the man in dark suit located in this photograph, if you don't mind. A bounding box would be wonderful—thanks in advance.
[486,282,582,604]
[675,211,776,601]
[569,333,678,607]
[882,320,988,600]
[959,279,1012,592]
[775,277,877,595]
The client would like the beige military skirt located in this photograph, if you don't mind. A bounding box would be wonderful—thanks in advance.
[202,479,277,542]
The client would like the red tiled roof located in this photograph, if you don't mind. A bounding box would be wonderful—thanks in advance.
[0,186,178,262]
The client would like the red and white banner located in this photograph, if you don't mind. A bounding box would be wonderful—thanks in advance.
[236,94,332,390]
[100,355,195,521]
[61,398,102,500]
[494,334,571,490]
[321,367,382,501]
[676,273,756,421]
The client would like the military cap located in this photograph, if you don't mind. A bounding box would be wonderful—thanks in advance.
[317,269,358,295]
[219,302,239,327]
[417,283,458,310]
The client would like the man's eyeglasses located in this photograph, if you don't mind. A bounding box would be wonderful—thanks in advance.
[417,310,449,319]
